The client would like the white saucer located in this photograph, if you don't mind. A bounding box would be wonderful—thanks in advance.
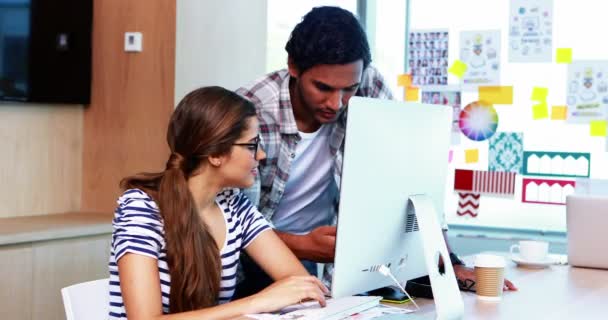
[511,255,554,268]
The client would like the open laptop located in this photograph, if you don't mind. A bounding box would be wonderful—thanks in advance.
[566,194,608,269]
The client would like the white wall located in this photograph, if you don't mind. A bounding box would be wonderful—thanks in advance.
[175,0,268,104]
[365,0,407,97]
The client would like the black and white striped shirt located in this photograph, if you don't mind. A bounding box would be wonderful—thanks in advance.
[108,188,271,319]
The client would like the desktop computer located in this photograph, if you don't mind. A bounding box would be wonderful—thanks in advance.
[332,97,464,319]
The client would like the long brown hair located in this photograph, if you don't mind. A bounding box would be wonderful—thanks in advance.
[120,86,256,312]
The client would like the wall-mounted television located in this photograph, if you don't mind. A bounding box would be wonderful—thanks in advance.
[0,0,92,104]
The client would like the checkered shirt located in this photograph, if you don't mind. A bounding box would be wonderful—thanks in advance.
[236,66,394,223]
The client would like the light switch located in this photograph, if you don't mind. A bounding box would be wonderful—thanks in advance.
[124,32,143,52]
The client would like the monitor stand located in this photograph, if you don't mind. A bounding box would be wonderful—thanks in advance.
[407,194,464,320]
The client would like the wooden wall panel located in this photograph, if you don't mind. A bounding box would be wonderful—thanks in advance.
[0,105,82,218]
[82,0,176,212]
[31,235,111,320]
[0,244,33,320]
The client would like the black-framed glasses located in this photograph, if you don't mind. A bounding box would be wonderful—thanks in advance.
[233,136,260,155]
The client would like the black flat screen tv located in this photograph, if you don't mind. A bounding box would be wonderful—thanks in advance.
[0,0,92,104]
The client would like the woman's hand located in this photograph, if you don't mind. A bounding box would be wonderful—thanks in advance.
[246,275,329,314]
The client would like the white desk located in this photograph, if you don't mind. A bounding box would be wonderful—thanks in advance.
[393,252,608,319]
[239,252,608,319]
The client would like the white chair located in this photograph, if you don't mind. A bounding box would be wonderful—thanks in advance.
[61,278,109,320]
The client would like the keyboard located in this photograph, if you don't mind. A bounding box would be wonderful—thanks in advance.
[273,296,381,320]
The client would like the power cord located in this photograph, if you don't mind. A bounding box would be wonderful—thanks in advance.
[377,265,420,311]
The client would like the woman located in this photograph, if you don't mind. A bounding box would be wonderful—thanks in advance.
[108,87,328,319]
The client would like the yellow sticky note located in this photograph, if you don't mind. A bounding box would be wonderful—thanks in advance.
[465,149,479,164]
[478,86,513,104]
[405,86,419,101]
[448,60,467,78]
[532,102,549,119]
[397,74,412,87]
[590,120,607,137]
[531,87,549,101]
[551,105,568,120]
[556,48,572,64]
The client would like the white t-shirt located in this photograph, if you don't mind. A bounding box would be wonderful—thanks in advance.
[272,125,337,234]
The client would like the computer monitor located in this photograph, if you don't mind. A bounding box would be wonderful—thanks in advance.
[332,97,463,317]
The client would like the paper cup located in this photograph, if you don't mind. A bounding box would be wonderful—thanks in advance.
[474,254,505,302]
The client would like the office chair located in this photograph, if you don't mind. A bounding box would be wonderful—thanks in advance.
[61,278,109,320]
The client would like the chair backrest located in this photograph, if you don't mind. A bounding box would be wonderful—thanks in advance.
[61,278,109,320]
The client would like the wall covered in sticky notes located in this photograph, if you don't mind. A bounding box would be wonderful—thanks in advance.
[406,0,608,232]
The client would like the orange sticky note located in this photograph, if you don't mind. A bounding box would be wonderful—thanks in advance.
[397,74,412,87]
[448,60,467,78]
[465,149,479,163]
[479,86,513,104]
[532,102,549,119]
[531,87,549,101]
[551,105,568,120]
[556,48,572,64]
[590,120,607,136]
[405,86,419,101]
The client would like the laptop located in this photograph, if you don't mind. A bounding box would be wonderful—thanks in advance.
[566,194,608,269]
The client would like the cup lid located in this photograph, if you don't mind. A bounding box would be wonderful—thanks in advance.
[475,254,506,268]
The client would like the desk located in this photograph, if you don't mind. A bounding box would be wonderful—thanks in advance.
[391,253,608,319]
[237,252,608,319]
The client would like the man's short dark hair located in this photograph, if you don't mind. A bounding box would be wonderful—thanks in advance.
[285,6,371,74]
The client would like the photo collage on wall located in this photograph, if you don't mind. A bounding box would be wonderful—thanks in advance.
[408,29,449,86]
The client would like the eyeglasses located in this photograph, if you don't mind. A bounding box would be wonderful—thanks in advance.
[233,136,260,155]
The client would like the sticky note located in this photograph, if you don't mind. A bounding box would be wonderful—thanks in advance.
[532,102,549,119]
[448,150,454,163]
[478,86,513,104]
[465,149,479,163]
[551,105,567,120]
[531,87,549,101]
[448,60,467,78]
[397,74,412,87]
[405,86,419,101]
[590,120,607,136]
[556,48,572,64]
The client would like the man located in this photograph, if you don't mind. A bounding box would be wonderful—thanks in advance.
[236,6,515,297]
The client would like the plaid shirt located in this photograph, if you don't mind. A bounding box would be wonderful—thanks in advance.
[236,66,394,223]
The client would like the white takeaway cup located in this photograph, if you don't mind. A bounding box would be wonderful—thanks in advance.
[474,254,505,302]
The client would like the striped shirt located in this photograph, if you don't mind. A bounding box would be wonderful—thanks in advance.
[236,66,394,223]
[108,188,271,319]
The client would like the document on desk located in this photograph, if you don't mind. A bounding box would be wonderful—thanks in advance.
[246,296,383,320]
[343,304,414,319]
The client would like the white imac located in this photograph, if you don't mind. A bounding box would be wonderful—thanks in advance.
[332,97,464,319]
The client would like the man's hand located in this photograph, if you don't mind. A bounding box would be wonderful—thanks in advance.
[301,226,336,263]
[276,226,336,263]
[453,264,517,291]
